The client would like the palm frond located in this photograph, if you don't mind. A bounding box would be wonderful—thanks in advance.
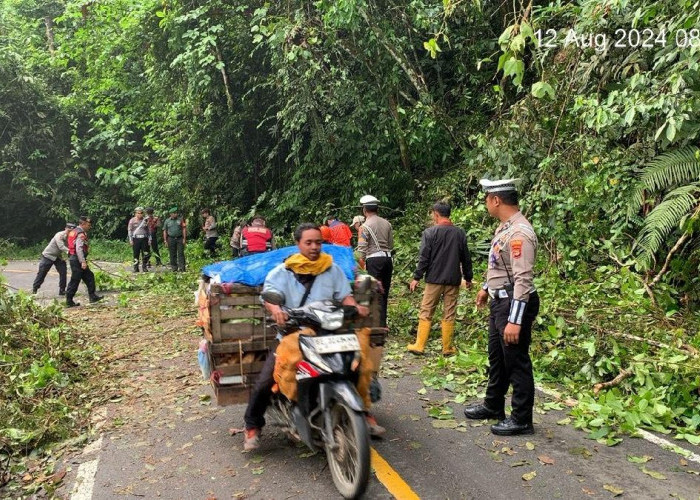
[628,147,700,218]
[636,184,700,268]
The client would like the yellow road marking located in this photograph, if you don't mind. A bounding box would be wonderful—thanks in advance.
[371,447,420,500]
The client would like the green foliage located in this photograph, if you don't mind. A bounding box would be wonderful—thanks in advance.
[0,284,99,474]
[630,148,700,269]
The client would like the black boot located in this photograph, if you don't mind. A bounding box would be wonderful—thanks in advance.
[58,289,66,296]
[133,265,139,272]
[463,403,505,421]
[89,295,104,303]
[66,299,80,307]
[490,417,534,436]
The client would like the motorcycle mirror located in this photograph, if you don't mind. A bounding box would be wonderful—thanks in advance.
[355,274,372,294]
[261,289,285,306]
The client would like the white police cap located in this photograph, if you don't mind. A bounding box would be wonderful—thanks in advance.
[479,178,521,193]
[359,195,380,206]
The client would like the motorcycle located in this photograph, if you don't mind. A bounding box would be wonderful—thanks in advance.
[261,288,371,500]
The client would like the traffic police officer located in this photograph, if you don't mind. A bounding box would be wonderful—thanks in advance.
[128,207,150,272]
[356,195,394,328]
[464,178,539,436]
[66,216,103,307]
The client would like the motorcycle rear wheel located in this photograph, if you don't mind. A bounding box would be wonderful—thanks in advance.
[325,404,370,499]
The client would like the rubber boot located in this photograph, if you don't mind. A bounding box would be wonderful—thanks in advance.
[441,320,457,355]
[407,319,431,355]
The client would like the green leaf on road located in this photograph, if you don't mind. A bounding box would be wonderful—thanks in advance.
[569,446,593,458]
[511,460,530,467]
[251,466,265,475]
[641,466,666,480]
[627,455,653,464]
[557,417,571,425]
[250,455,264,464]
[525,442,535,450]
[522,471,537,481]
[431,419,459,429]
[603,484,624,496]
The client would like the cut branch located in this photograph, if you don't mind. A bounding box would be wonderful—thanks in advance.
[593,369,632,394]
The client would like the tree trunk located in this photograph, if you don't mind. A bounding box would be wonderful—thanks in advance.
[44,17,55,54]
[387,93,410,172]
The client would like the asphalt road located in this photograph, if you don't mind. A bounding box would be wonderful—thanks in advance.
[53,370,700,500]
[2,261,699,499]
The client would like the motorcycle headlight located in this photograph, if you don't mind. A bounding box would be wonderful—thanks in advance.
[314,309,344,331]
[300,343,332,373]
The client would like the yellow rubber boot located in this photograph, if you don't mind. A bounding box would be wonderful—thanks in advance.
[407,319,431,355]
[441,320,457,355]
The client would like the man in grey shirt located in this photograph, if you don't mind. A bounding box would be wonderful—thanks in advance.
[356,195,394,327]
[32,223,75,295]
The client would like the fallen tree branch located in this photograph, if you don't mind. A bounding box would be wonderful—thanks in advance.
[611,331,699,357]
[593,368,632,395]
[104,350,141,363]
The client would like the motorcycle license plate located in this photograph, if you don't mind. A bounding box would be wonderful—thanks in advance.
[312,334,360,354]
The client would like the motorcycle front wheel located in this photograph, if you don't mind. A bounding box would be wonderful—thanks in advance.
[325,404,370,499]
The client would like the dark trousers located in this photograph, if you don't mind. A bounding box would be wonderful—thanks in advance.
[484,292,540,424]
[33,256,67,293]
[244,354,276,429]
[231,247,240,259]
[132,237,150,270]
[366,256,393,327]
[149,232,162,265]
[66,256,96,301]
[167,237,185,271]
[204,237,218,258]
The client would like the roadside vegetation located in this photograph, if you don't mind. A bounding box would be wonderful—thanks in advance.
[0,267,200,496]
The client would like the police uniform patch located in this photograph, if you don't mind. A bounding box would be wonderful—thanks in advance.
[511,239,523,258]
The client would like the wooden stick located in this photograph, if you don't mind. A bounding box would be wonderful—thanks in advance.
[593,369,632,394]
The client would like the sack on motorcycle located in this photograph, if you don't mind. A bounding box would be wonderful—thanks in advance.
[273,327,375,409]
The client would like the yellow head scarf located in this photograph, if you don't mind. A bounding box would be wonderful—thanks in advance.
[285,252,333,275]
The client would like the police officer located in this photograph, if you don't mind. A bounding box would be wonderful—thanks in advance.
[32,222,75,295]
[128,207,150,272]
[356,195,394,328]
[464,178,539,436]
[201,208,218,258]
[240,215,274,256]
[66,216,103,307]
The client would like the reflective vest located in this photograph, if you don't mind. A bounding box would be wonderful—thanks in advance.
[67,227,88,256]
[241,226,272,253]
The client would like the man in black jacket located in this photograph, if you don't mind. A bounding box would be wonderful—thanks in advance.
[408,201,472,355]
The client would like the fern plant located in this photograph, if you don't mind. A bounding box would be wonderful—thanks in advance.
[630,147,700,270]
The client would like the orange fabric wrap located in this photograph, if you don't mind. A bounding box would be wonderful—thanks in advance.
[196,291,212,339]
[273,327,374,410]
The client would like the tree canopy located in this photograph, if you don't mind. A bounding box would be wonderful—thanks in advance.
[1,0,699,298]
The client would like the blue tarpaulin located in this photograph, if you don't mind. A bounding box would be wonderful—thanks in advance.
[201,245,357,286]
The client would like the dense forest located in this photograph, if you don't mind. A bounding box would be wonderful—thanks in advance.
[1,0,700,487]
[1,0,697,286]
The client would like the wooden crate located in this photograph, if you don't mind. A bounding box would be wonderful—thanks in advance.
[205,283,275,406]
